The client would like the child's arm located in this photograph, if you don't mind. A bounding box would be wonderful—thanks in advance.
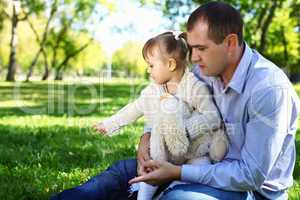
[95,96,144,136]
[95,84,157,136]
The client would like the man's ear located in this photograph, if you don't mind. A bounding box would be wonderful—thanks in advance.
[168,58,177,71]
[224,34,238,54]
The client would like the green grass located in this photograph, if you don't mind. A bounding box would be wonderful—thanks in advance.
[289,83,300,199]
[0,79,147,200]
[0,80,299,199]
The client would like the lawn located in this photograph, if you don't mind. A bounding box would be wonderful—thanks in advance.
[0,79,299,199]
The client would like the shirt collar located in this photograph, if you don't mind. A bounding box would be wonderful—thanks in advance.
[226,42,253,94]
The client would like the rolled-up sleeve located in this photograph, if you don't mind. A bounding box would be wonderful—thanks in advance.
[181,86,298,191]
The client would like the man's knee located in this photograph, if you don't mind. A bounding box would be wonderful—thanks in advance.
[108,159,137,173]
[159,184,251,200]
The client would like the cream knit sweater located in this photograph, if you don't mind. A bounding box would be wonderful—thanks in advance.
[101,70,228,163]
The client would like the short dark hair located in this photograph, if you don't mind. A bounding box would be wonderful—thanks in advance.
[187,1,243,45]
[142,32,189,68]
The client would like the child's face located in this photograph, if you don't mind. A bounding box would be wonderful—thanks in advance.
[146,46,172,85]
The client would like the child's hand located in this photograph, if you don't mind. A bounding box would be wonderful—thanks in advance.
[93,122,107,135]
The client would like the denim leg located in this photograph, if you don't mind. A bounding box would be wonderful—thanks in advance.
[159,183,255,200]
[50,159,138,200]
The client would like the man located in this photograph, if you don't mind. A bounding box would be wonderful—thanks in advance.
[129,2,300,200]
[51,2,299,200]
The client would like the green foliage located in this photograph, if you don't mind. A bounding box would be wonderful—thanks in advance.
[0,20,10,67]
[265,5,299,69]
[0,20,37,70]
[69,33,107,75]
[0,0,8,31]
[112,41,147,76]
[0,0,116,80]
[159,0,300,76]
[17,20,41,70]
[22,0,45,14]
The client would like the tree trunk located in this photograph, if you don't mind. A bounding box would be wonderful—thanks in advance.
[281,26,289,64]
[41,48,50,80]
[42,68,50,80]
[25,0,57,81]
[0,58,3,73]
[53,39,92,80]
[280,26,290,76]
[6,4,18,81]
[26,49,41,81]
[54,68,63,80]
[259,0,278,53]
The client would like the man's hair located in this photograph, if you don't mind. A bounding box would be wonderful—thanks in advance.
[187,1,243,45]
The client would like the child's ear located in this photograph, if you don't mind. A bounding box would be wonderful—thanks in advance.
[168,58,177,71]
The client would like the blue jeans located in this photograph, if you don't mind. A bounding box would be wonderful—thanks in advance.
[159,184,255,200]
[50,159,255,200]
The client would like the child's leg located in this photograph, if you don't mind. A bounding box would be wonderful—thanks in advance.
[136,117,167,200]
[150,124,168,161]
[137,182,158,200]
[158,97,190,163]
[159,113,189,164]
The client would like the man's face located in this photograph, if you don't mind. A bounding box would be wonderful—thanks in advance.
[187,21,229,77]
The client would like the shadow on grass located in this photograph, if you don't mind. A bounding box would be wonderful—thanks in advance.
[0,82,147,117]
[0,124,139,200]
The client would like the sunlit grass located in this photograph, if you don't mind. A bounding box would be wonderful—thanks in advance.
[0,79,146,200]
[0,80,299,199]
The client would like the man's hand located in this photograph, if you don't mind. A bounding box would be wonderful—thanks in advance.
[137,133,151,175]
[129,160,181,186]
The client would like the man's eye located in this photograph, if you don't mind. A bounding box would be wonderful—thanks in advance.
[197,47,206,51]
[149,65,153,68]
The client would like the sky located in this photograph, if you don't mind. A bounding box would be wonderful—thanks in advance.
[93,0,173,55]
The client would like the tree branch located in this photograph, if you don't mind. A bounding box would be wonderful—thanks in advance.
[56,38,93,72]
[259,0,278,52]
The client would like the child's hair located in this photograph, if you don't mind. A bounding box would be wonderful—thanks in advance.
[142,32,190,69]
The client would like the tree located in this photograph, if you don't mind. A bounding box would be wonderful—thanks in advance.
[112,41,147,77]
[3,0,44,81]
[0,0,8,71]
[25,0,57,81]
[153,0,300,80]
[69,35,107,76]
[38,0,115,80]
[1,0,115,81]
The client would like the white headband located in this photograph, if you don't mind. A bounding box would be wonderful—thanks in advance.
[172,31,182,40]
[166,30,190,63]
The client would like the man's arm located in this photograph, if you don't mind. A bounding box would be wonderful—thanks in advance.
[181,86,298,191]
[129,86,298,191]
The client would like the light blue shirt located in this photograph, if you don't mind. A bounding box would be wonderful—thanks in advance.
[181,43,300,199]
